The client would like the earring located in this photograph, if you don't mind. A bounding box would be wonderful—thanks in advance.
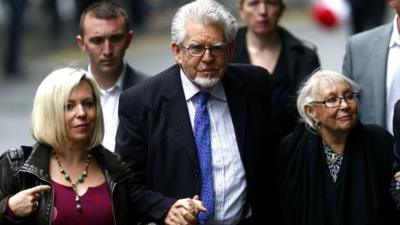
[314,120,321,130]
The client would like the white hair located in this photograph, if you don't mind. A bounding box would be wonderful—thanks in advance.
[171,0,238,44]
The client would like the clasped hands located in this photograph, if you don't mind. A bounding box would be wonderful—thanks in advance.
[165,195,207,225]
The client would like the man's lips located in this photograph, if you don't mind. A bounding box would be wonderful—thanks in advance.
[100,59,115,65]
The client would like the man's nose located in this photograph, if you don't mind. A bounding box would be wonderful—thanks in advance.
[201,48,215,62]
[103,40,113,55]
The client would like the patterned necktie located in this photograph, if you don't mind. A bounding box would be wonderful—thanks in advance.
[194,92,214,224]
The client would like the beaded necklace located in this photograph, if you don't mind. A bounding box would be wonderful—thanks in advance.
[52,150,92,211]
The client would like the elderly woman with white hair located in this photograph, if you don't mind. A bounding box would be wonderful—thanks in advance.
[0,67,204,225]
[278,70,398,225]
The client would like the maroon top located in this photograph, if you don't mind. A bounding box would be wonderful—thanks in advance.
[51,181,114,225]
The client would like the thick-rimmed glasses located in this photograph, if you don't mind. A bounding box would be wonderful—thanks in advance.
[310,92,360,108]
[180,44,228,57]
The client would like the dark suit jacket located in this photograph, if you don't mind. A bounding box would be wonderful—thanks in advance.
[391,100,400,210]
[122,64,148,90]
[116,63,280,224]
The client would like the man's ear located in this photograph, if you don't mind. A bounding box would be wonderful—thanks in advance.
[388,0,395,8]
[171,42,182,64]
[126,30,134,48]
[76,35,86,51]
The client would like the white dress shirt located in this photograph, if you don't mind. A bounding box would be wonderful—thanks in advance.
[385,15,400,134]
[89,64,126,151]
[180,70,247,225]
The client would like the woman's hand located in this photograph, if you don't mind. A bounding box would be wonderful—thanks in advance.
[7,185,51,217]
[165,195,207,225]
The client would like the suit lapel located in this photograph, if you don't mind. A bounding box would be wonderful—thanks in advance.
[161,65,199,166]
[223,69,247,156]
[370,24,392,124]
[122,65,135,90]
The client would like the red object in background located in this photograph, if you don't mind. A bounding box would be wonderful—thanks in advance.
[311,3,339,28]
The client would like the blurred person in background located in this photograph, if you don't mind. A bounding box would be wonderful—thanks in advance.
[342,0,400,133]
[279,70,398,225]
[116,0,280,224]
[232,0,320,137]
[3,0,28,76]
[127,0,149,30]
[348,0,387,34]
[76,1,147,152]
[0,67,204,225]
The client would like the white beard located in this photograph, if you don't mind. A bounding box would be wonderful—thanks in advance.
[192,77,220,89]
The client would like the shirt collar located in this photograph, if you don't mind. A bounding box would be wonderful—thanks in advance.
[88,62,126,92]
[180,68,226,102]
[389,15,400,47]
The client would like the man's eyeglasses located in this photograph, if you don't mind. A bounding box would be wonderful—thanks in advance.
[310,92,360,108]
[180,44,228,57]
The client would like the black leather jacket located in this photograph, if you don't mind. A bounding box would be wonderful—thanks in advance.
[0,143,173,225]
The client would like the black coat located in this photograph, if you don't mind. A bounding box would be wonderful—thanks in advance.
[116,63,280,224]
[279,122,398,225]
[232,26,320,137]
[390,99,400,209]
[0,143,174,225]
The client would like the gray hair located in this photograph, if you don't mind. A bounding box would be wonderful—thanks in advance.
[297,69,359,130]
[31,67,104,150]
[171,0,238,44]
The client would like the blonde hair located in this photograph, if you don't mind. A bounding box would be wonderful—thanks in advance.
[31,67,104,150]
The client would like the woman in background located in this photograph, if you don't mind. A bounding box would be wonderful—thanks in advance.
[232,0,320,137]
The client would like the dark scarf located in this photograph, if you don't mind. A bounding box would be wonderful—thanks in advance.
[278,122,397,225]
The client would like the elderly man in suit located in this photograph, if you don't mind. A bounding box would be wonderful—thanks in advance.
[116,0,279,224]
[76,1,147,151]
[342,0,400,133]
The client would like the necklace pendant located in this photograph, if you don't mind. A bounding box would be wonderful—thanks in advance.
[75,195,82,211]
[76,203,82,211]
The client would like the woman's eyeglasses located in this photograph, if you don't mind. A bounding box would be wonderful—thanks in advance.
[310,92,360,108]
